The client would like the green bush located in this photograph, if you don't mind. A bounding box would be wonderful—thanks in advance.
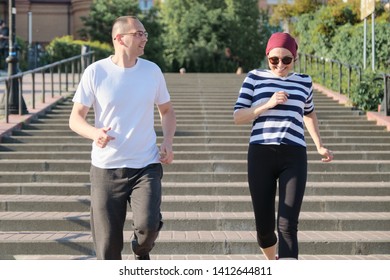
[294,4,359,57]
[14,37,28,70]
[44,35,113,64]
[350,71,384,111]
[331,21,390,72]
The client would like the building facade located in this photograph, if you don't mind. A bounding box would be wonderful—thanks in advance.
[0,0,92,44]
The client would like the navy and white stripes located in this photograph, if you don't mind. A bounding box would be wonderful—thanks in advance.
[234,69,314,147]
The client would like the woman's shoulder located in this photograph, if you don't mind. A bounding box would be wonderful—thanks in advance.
[289,73,313,90]
[287,72,312,83]
[246,68,272,79]
[294,72,311,78]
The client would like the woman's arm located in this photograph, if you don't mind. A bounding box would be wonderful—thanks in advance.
[233,91,289,124]
[303,111,333,162]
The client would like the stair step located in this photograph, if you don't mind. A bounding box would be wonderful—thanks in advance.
[9,130,390,138]
[1,195,389,212]
[20,117,379,126]
[1,171,390,183]
[3,135,390,144]
[1,170,390,183]
[1,181,390,196]
[0,212,389,231]
[5,254,390,260]
[0,230,389,256]
[3,150,390,160]
[0,159,390,173]
[2,142,390,152]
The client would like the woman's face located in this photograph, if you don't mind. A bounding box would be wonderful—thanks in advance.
[267,48,294,77]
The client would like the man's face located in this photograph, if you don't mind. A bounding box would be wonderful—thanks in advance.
[116,20,148,57]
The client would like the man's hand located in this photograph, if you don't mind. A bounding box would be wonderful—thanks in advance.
[94,127,115,148]
[159,141,174,164]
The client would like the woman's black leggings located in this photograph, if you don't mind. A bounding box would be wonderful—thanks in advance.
[247,144,307,259]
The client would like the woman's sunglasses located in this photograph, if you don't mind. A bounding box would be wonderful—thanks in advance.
[268,56,294,65]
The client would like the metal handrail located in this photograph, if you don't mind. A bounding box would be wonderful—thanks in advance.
[1,51,94,123]
[381,73,390,116]
[297,53,389,116]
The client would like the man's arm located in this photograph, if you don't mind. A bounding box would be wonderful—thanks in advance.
[69,102,114,148]
[157,101,176,164]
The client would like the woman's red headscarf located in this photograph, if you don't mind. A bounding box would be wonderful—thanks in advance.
[266,32,298,58]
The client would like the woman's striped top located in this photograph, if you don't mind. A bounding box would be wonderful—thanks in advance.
[234,69,314,147]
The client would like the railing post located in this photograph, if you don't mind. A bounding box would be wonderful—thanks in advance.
[77,59,81,81]
[81,45,90,72]
[31,72,36,109]
[65,63,69,92]
[72,60,75,88]
[385,74,390,116]
[50,67,54,98]
[18,76,23,114]
[339,62,342,94]
[322,57,325,85]
[42,70,45,104]
[330,61,333,90]
[347,66,352,99]
[58,66,62,95]
[4,79,10,123]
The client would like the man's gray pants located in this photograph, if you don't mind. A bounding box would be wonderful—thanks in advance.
[90,163,163,260]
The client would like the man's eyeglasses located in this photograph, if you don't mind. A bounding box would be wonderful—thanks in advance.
[268,56,294,65]
[115,31,149,39]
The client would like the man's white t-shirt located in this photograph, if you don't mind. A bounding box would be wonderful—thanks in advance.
[72,56,171,169]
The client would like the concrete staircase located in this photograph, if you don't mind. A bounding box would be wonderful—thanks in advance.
[0,73,389,260]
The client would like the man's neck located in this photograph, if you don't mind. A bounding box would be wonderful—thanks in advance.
[111,54,138,68]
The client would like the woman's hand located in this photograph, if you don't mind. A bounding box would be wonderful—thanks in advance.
[318,146,334,162]
[267,91,289,108]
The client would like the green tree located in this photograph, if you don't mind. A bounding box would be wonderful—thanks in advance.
[294,3,359,57]
[257,9,282,68]
[139,6,166,69]
[78,0,165,68]
[79,0,141,43]
[161,0,263,72]
[269,0,293,28]
[161,0,229,72]
[224,0,263,71]
[270,0,322,31]
[294,1,388,70]
[331,21,390,71]
[291,0,389,112]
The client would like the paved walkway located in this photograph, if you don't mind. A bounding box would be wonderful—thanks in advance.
[1,78,389,138]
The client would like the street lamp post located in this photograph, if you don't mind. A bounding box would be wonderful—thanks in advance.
[5,0,27,115]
